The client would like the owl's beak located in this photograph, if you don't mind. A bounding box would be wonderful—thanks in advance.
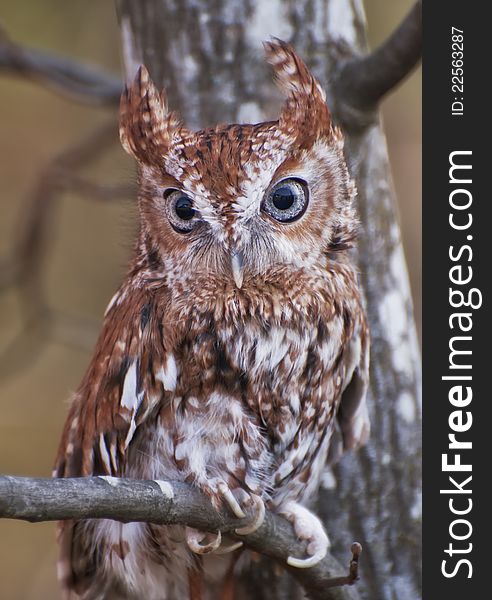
[231,250,244,289]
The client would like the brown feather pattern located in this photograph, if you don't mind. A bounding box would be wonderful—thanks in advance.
[54,39,370,600]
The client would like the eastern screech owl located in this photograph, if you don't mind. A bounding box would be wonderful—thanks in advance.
[54,39,370,600]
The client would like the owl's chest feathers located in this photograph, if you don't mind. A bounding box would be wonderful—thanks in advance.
[165,298,347,448]
[165,265,353,385]
[128,269,356,488]
[135,311,347,496]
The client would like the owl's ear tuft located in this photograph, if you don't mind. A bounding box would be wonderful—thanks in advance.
[264,39,333,144]
[263,38,326,101]
[119,65,187,164]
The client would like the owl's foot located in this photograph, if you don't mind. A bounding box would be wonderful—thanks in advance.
[185,527,222,554]
[204,479,265,534]
[214,540,244,554]
[279,501,330,568]
[186,480,264,556]
[216,481,246,518]
[235,493,265,535]
[194,478,266,543]
[215,484,265,534]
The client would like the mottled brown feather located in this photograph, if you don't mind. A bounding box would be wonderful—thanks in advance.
[54,39,370,600]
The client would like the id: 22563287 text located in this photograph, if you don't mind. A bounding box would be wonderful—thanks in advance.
[451,27,464,116]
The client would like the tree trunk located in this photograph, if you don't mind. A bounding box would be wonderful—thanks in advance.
[114,2,422,599]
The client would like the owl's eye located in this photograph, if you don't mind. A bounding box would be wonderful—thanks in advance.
[165,189,198,233]
[262,178,309,223]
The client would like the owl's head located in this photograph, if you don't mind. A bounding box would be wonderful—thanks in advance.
[120,39,357,289]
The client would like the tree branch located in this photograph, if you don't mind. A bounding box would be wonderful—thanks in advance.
[0,30,121,105]
[0,475,362,600]
[333,0,421,126]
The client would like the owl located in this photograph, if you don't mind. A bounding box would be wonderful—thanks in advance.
[54,39,370,600]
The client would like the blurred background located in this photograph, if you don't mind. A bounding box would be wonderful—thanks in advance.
[0,1,421,597]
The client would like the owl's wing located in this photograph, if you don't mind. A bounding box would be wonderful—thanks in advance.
[334,317,371,455]
[54,285,172,597]
[54,285,171,480]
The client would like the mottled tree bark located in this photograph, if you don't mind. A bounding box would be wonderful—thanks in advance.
[114,2,422,599]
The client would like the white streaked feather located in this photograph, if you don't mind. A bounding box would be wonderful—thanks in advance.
[120,361,139,411]
[98,434,112,474]
[155,354,178,391]
[119,360,145,449]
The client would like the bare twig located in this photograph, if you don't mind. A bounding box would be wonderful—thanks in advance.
[0,29,121,105]
[0,475,362,600]
[333,0,421,125]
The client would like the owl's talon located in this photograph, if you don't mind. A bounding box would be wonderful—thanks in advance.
[217,482,246,519]
[185,527,222,554]
[235,494,265,535]
[214,540,244,554]
[287,550,326,569]
[279,501,330,570]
